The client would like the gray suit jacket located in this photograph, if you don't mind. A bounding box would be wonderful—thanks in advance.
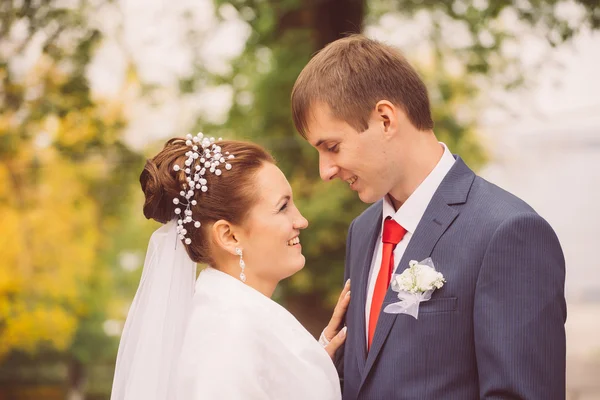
[339,157,566,399]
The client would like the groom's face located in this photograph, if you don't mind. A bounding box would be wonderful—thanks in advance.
[305,103,395,204]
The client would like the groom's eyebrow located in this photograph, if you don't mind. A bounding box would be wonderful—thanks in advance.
[314,136,340,148]
[314,139,325,148]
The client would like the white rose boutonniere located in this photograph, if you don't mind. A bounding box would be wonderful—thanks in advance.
[383,257,445,319]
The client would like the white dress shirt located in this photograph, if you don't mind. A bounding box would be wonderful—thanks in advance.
[364,143,456,343]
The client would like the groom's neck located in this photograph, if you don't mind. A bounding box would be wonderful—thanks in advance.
[387,137,444,210]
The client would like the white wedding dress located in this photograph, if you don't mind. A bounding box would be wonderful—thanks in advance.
[111,221,341,400]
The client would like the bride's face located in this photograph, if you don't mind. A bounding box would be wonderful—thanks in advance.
[240,162,308,283]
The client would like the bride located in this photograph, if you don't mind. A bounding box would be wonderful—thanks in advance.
[110,134,349,399]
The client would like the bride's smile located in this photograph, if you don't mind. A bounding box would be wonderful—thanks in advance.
[287,235,301,247]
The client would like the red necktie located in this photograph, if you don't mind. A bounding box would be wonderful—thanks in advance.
[368,218,406,350]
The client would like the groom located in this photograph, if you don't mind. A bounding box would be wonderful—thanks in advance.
[292,35,566,399]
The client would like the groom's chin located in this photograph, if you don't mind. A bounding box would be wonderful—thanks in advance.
[357,189,384,204]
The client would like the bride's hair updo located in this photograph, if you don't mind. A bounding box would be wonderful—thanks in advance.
[140,138,274,264]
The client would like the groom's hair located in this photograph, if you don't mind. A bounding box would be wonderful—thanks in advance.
[291,35,433,137]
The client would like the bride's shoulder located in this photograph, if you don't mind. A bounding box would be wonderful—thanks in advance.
[190,279,271,325]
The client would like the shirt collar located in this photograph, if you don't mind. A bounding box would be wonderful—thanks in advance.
[382,143,456,234]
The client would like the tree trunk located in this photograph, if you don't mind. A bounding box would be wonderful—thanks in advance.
[277,0,366,49]
[66,358,86,400]
[313,0,365,49]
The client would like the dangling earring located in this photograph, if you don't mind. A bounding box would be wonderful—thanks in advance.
[235,247,246,282]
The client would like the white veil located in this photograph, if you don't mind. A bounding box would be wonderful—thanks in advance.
[110,220,197,400]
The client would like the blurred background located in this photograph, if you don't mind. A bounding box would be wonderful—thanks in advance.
[1,0,599,399]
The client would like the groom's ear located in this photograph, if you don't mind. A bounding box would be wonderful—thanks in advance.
[212,219,240,256]
[375,100,398,138]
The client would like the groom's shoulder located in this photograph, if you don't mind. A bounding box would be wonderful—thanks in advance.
[469,174,537,219]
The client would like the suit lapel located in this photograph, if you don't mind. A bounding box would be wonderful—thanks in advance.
[358,157,475,386]
[354,204,382,376]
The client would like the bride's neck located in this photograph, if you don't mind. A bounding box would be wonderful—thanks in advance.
[247,278,277,298]
[214,265,277,298]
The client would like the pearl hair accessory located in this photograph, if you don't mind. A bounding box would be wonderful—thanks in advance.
[172,132,235,244]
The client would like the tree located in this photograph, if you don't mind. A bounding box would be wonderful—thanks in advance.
[0,1,143,398]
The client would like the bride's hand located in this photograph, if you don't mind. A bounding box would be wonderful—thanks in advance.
[323,279,350,359]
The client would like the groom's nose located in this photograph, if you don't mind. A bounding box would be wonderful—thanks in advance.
[319,156,339,181]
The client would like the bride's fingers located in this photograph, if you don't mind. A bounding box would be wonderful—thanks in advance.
[331,289,351,325]
[325,326,347,359]
[325,281,351,339]
[336,279,351,304]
